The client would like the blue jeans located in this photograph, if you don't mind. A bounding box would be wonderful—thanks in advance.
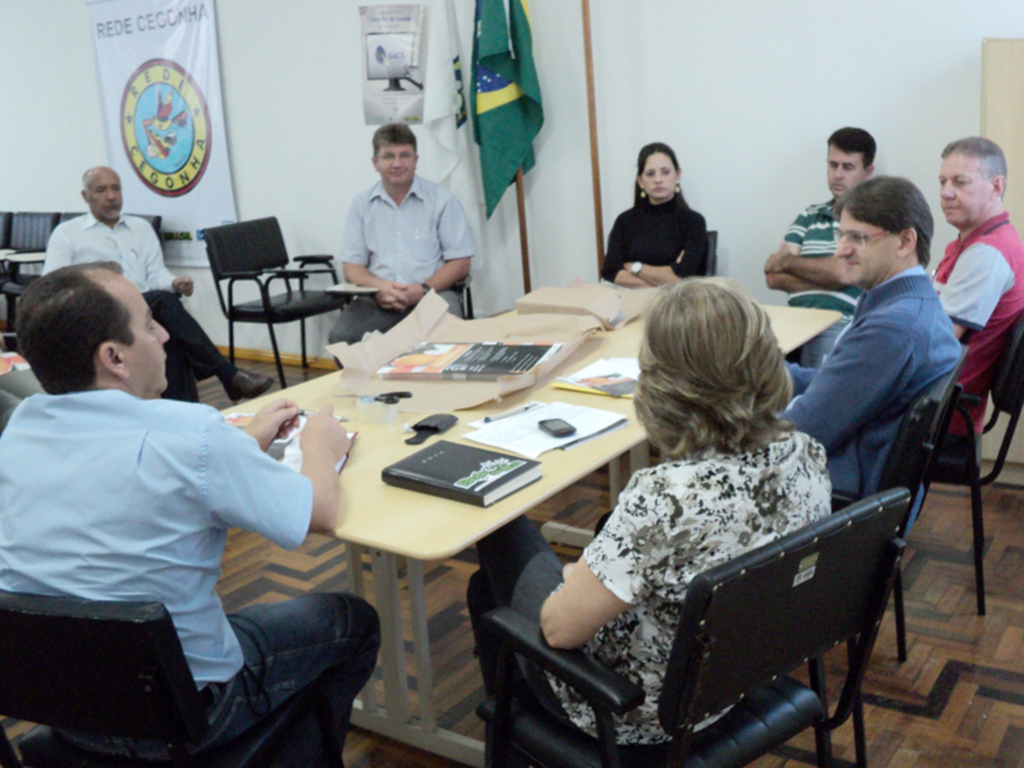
[59,593,380,766]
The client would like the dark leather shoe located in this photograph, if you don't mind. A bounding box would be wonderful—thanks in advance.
[225,369,274,401]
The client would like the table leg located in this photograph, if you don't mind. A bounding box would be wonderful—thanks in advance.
[349,551,485,766]
[408,558,437,732]
[371,548,410,724]
[346,542,377,714]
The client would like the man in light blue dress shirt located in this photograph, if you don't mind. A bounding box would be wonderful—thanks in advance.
[0,263,379,763]
[328,123,475,345]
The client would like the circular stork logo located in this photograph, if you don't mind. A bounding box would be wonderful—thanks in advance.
[121,59,210,197]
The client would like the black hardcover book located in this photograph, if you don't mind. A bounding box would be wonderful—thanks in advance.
[382,441,541,507]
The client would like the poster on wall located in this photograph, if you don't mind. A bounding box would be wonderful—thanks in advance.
[360,5,427,125]
[87,0,237,267]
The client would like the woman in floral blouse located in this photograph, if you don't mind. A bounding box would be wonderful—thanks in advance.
[468,277,832,745]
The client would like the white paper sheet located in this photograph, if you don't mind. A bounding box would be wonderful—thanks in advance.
[464,402,628,459]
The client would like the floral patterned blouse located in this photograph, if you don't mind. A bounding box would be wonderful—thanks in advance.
[548,431,831,744]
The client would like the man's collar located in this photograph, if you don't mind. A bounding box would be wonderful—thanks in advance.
[82,212,125,230]
[958,211,1011,246]
[872,264,926,291]
[370,175,422,206]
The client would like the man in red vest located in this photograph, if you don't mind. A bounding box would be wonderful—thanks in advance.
[934,137,1024,435]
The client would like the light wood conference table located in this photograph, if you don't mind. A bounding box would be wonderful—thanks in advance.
[235,303,840,766]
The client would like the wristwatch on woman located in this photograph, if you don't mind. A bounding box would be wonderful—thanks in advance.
[630,262,643,276]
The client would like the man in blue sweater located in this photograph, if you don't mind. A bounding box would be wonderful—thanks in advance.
[784,176,961,499]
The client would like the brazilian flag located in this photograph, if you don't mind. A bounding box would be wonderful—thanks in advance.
[470,0,544,218]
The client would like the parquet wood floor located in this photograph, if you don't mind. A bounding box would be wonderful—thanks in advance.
[8,359,1024,767]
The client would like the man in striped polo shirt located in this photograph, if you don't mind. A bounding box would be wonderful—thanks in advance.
[765,128,876,366]
[934,137,1024,437]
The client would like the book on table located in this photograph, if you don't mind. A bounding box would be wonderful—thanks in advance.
[377,342,563,381]
[554,357,639,398]
[382,440,541,506]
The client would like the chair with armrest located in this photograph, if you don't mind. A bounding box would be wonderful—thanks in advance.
[478,488,910,768]
[203,217,348,389]
[829,347,965,664]
[927,312,1024,618]
[0,590,344,768]
[454,276,474,319]
[1,213,61,336]
[703,230,718,276]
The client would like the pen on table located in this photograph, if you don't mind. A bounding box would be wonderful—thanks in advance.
[484,402,542,423]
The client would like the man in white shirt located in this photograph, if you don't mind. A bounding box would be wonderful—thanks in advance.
[328,123,475,345]
[44,167,274,401]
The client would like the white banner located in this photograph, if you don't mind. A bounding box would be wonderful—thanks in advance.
[359,4,426,125]
[87,0,236,267]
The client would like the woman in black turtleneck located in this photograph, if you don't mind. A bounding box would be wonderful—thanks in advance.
[601,142,708,287]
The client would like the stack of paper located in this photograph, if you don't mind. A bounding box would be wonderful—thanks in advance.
[465,401,628,459]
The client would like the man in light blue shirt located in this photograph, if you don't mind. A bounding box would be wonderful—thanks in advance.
[0,263,379,763]
[328,123,475,345]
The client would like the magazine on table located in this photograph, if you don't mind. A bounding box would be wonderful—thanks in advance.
[377,342,563,381]
[554,358,639,398]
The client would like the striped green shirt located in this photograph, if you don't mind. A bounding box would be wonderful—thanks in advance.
[783,200,861,315]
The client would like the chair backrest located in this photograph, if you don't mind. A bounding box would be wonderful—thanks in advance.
[879,346,966,509]
[10,212,59,251]
[0,212,11,250]
[703,230,718,276]
[58,212,84,224]
[989,312,1024,417]
[658,488,909,740]
[0,590,209,747]
[204,217,289,279]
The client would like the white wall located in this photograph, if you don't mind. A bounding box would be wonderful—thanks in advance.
[2,1,1023,356]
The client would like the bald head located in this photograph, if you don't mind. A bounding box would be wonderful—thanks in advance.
[82,166,123,227]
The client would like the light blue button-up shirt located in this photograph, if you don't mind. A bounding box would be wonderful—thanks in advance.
[0,390,312,684]
[340,175,475,284]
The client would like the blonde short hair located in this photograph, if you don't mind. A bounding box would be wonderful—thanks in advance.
[633,278,793,459]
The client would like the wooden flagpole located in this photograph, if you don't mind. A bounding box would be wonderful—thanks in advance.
[515,167,532,293]
[581,0,604,273]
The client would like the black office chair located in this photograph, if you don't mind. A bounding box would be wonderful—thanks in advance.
[478,489,910,768]
[0,591,344,768]
[703,230,718,276]
[1,213,60,335]
[0,213,11,251]
[455,276,475,319]
[928,313,1024,618]
[203,217,347,389]
[830,349,965,663]
[0,212,12,344]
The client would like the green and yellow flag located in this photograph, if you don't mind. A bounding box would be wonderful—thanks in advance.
[470,0,544,218]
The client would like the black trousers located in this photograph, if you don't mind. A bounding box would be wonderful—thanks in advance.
[143,291,235,402]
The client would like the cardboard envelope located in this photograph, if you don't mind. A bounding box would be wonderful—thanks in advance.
[514,280,655,329]
[325,292,602,412]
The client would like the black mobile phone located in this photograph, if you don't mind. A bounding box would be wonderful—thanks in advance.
[538,418,577,438]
